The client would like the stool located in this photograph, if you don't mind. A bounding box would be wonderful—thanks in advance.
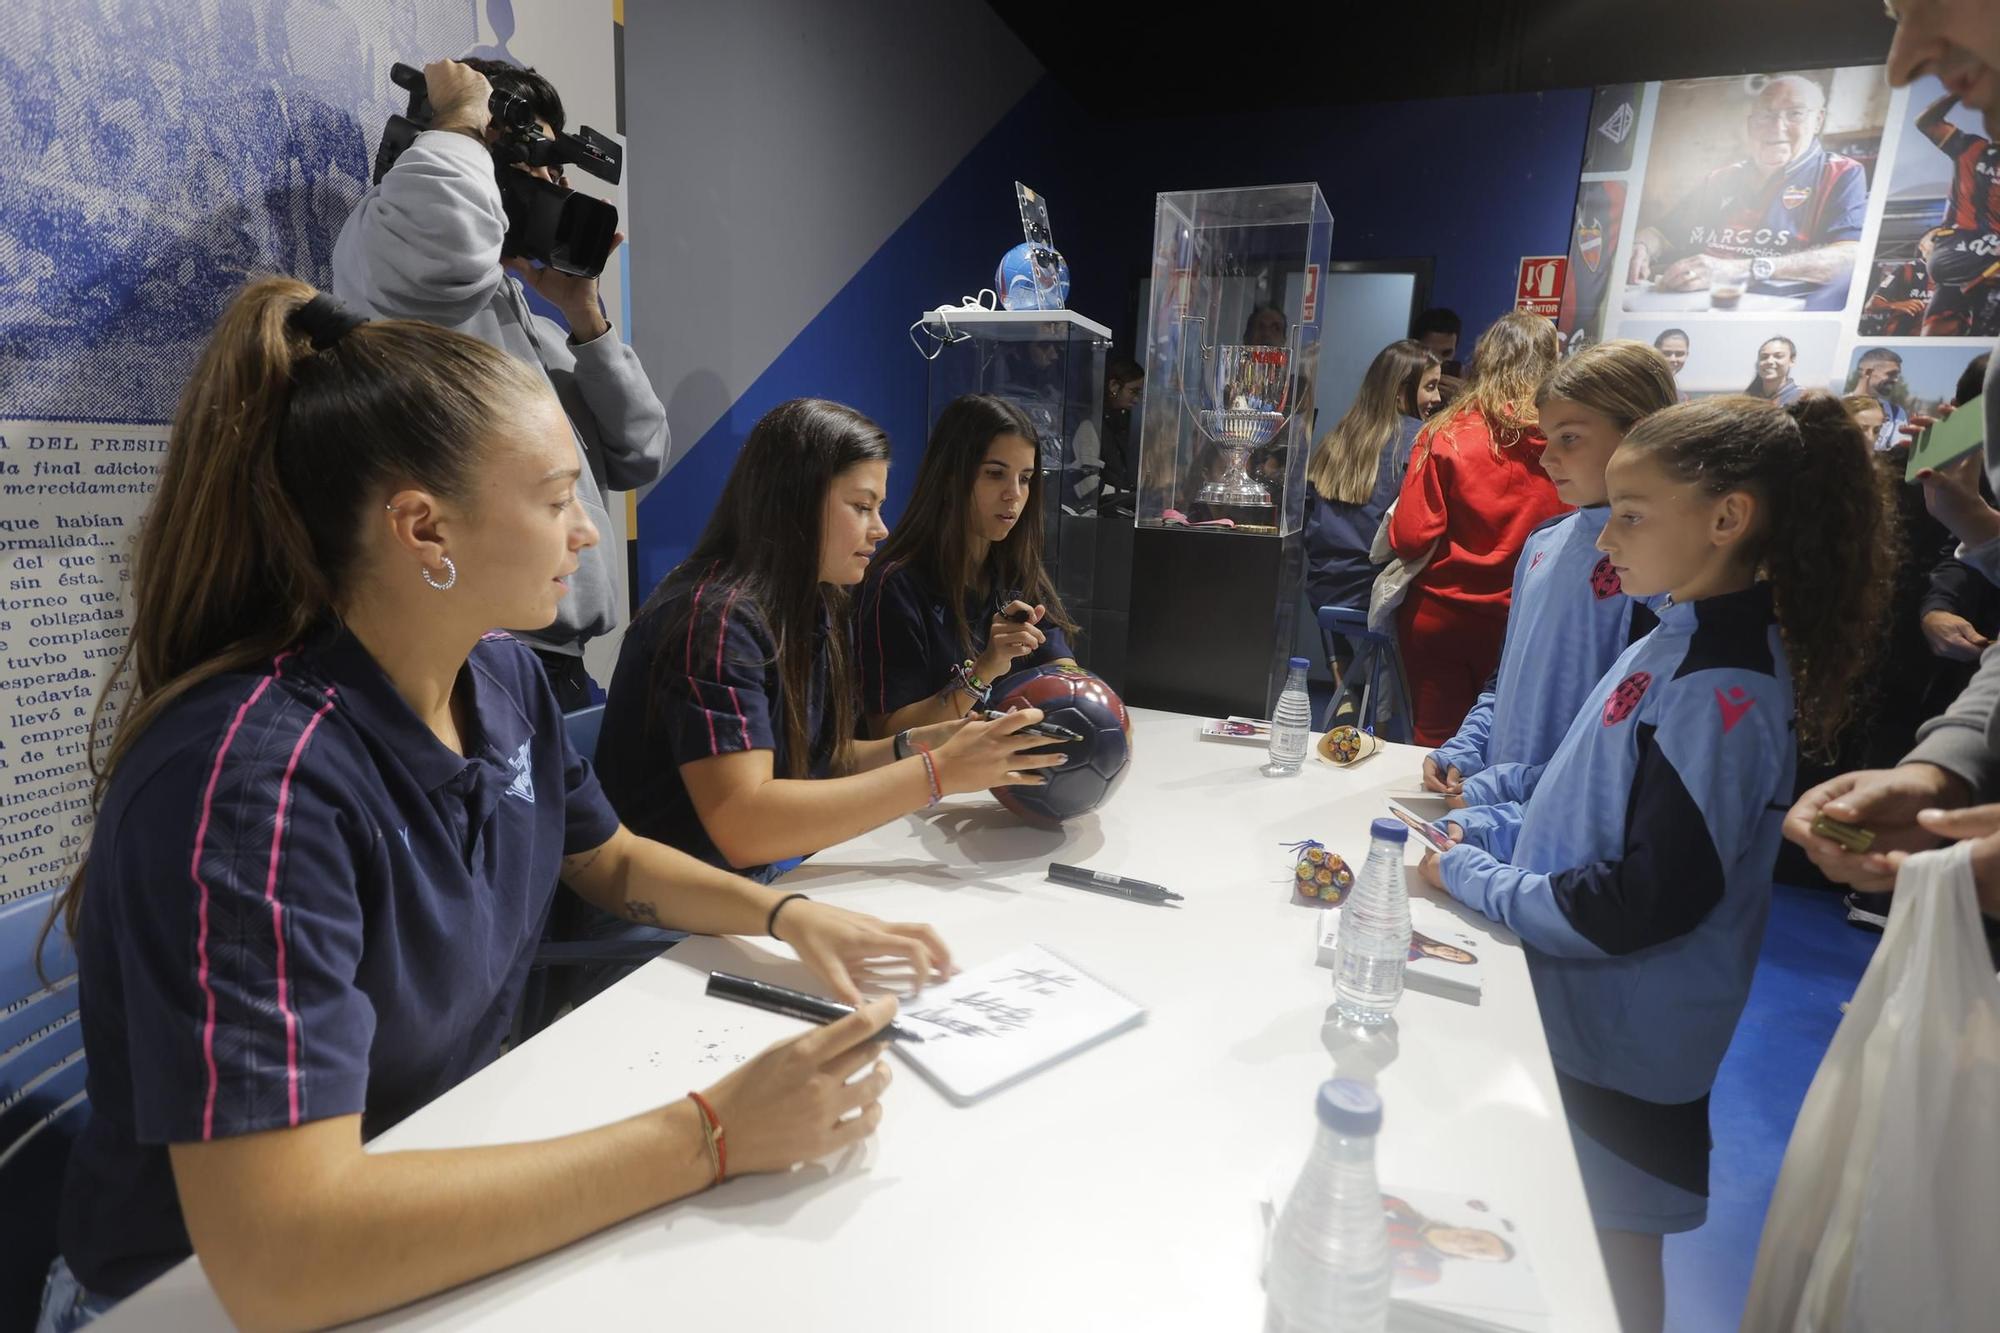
[1315,606,1414,743]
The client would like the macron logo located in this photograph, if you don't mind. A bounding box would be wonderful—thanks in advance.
[1716,686,1756,734]
[505,739,536,804]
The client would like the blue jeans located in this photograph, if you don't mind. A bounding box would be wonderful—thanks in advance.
[35,1256,117,1333]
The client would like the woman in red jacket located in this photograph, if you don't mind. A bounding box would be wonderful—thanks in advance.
[1389,310,1564,745]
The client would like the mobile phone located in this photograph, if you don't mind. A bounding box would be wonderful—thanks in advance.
[1386,800,1456,855]
[1904,393,1985,483]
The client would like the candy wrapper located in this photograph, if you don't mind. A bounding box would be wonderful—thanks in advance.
[1318,724,1381,767]
[1283,838,1354,907]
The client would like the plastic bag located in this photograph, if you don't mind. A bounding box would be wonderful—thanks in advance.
[1741,840,2000,1331]
[1366,502,1433,637]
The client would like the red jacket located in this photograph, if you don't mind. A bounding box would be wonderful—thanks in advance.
[1388,408,1566,616]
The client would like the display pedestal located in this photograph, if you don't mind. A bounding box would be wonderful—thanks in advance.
[1124,526,1300,719]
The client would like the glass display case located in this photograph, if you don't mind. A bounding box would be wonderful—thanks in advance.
[917,307,1115,674]
[1126,184,1335,718]
[1135,184,1333,537]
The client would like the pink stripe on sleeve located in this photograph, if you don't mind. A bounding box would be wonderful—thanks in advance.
[189,650,294,1140]
[263,686,337,1127]
[712,587,752,750]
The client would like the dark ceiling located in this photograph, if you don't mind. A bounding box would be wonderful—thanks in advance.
[986,1,1900,116]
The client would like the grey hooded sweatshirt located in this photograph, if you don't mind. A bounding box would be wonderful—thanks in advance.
[333,128,671,658]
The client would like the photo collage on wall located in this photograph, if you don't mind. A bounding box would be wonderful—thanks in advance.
[1558,69,1997,445]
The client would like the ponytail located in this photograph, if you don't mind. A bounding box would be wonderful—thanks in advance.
[47,276,543,945]
[1620,393,1898,756]
[1767,393,1900,754]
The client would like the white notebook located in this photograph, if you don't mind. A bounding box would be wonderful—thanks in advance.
[894,944,1146,1103]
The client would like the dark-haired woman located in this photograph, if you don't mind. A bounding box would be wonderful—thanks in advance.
[43,282,959,1331]
[857,395,1081,737]
[1421,394,1898,1333]
[596,398,1063,883]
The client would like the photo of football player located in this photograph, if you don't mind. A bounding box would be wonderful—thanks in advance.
[1624,71,1885,313]
[1559,181,1626,350]
[1861,76,2000,338]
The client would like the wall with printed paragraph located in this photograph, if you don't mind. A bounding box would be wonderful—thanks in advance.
[0,0,623,912]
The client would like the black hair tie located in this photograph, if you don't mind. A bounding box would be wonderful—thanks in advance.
[289,292,368,351]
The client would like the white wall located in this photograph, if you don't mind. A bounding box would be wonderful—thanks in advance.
[621,0,1044,460]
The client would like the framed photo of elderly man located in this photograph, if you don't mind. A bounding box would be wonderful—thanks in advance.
[1623,68,1891,315]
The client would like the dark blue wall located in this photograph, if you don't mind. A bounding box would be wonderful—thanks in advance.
[635,79,1592,596]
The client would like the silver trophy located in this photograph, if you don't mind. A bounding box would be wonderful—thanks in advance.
[1188,334,1292,508]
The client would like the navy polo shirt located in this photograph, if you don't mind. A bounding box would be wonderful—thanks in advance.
[58,626,620,1298]
[596,576,835,882]
[855,561,1076,717]
[1657,138,1867,310]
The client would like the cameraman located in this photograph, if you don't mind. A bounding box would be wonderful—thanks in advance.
[333,58,670,708]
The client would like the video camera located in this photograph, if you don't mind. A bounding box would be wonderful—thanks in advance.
[373,61,624,278]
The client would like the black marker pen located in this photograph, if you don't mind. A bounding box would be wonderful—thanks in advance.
[971,709,1082,743]
[705,972,928,1042]
[1046,862,1183,903]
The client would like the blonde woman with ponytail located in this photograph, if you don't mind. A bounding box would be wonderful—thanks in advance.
[38,278,949,1330]
[1424,340,1679,803]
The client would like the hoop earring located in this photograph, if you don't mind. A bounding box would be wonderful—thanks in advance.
[423,555,458,592]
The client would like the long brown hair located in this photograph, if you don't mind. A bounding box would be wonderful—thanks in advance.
[1416,310,1560,459]
[1619,393,1898,756]
[641,399,889,778]
[1308,339,1438,504]
[869,394,1075,663]
[1536,340,1679,428]
[45,275,544,945]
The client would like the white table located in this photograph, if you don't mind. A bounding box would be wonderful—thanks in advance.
[1621,286,1808,313]
[105,709,1617,1331]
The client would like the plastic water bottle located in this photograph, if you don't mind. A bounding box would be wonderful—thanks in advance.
[1333,819,1413,1026]
[1265,656,1313,776]
[1264,1079,1392,1333]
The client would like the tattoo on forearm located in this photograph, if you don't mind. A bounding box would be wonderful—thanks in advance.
[562,845,605,878]
[626,899,662,926]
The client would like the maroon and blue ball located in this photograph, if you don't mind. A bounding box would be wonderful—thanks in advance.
[988,664,1133,826]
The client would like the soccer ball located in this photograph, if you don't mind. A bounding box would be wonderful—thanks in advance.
[996,242,1071,311]
[988,664,1132,826]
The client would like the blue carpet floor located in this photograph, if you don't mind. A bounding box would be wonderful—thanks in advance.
[1663,882,1878,1332]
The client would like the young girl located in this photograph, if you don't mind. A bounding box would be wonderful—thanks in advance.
[1389,310,1566,745]
[1301,338,1442,618]
[1424,341,1678,801]
[595,398,1063,882]
[857,394,1079,737]
[1420,394,1896,1333]
[45,282,953,1330]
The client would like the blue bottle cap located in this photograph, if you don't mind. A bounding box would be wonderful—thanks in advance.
[1316,1078,1383,1135]
[1370,817,1409,843]
[1288,656,1310,670]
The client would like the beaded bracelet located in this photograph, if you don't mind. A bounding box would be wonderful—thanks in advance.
[945,659,992,711]
[687,1090,727,1186]
[912,741,944,806]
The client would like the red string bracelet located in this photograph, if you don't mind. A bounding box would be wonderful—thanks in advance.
[687,1090,726,1185]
